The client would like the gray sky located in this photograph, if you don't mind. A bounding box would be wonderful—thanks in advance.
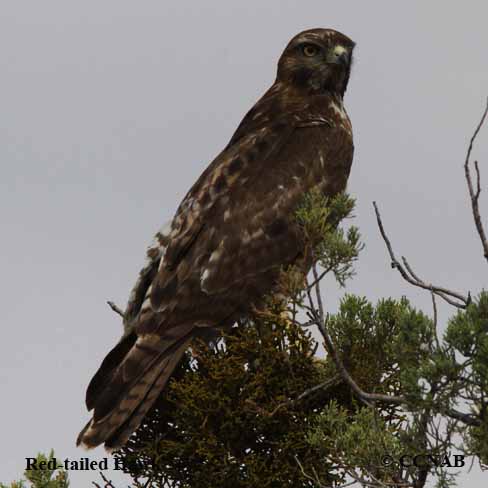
[1,1,487,486]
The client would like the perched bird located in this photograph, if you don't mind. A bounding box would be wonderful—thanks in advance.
[78,28,355,450]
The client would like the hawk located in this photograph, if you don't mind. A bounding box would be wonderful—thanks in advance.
[78,28,355,450]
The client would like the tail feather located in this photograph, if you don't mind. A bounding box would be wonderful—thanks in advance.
[93,334,171,423]
[105,337,190,449]
[77,327,193,450]
[86,331,137,411]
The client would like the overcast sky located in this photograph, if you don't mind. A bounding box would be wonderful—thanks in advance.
[1,1,487,486]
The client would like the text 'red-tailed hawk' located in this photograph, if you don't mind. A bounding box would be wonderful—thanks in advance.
[78,28,355,449]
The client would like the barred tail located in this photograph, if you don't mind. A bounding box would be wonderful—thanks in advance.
[77,328,193,450]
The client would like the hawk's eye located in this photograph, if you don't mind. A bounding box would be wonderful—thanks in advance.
[302,44,320,57]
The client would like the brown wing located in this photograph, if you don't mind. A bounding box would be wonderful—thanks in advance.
[195,121,351,297]
[148,113,344,322]
[225,84,281,148]
[149,118,296,311]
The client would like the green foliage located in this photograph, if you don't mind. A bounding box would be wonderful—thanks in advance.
[307,295,454,485]
[326,295,435,400]
[1,451,69,488]
[115,315,343,487]
[444,292,488,464]
[0,482,26,488]
[296,191,363,286]
[445,292,488,387]
[307,402,403,479]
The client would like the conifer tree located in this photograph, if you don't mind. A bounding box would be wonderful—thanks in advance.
[109,101,488,488]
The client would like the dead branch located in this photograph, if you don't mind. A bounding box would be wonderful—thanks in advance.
[373,202,469,309]
[244,376,340,417]
[294,455,330,487]
[464,97,488,262]
[430,291,441,350]
[92,471,117,488]
[440,407,481,426]
[266,374,341,416]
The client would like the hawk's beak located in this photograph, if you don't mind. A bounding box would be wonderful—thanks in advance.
[327,45,350,67]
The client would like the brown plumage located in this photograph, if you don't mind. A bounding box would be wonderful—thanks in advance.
[78,28,356,450]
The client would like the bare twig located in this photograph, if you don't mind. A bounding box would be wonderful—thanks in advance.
[245,374,340,418]
[464,97,488,262]
[312,261,325,321]
[430,291,441,350]
[306,264,335,290]
[294,456,329,487]
[107,300,125,318]
[373,202,469,309]
[401,256,467,307]
[442,407,481,427]
[266,374,341,416]
[430,290,438,331]
[142,476,153,488]
[93,471,117,488]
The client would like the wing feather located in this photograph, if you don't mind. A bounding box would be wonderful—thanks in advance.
[149,120,296,311]
[131,96,337,321]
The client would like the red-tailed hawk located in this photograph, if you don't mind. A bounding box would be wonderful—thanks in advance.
[78,28,355,450]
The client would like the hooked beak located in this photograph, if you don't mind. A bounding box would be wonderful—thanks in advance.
[326,45,350,67]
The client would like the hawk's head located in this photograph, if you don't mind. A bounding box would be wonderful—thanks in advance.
[277,28,355,97]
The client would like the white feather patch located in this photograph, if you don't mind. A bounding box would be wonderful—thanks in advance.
[201,269,210,284]
[329,100,348,121]
[209,249,222,263]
